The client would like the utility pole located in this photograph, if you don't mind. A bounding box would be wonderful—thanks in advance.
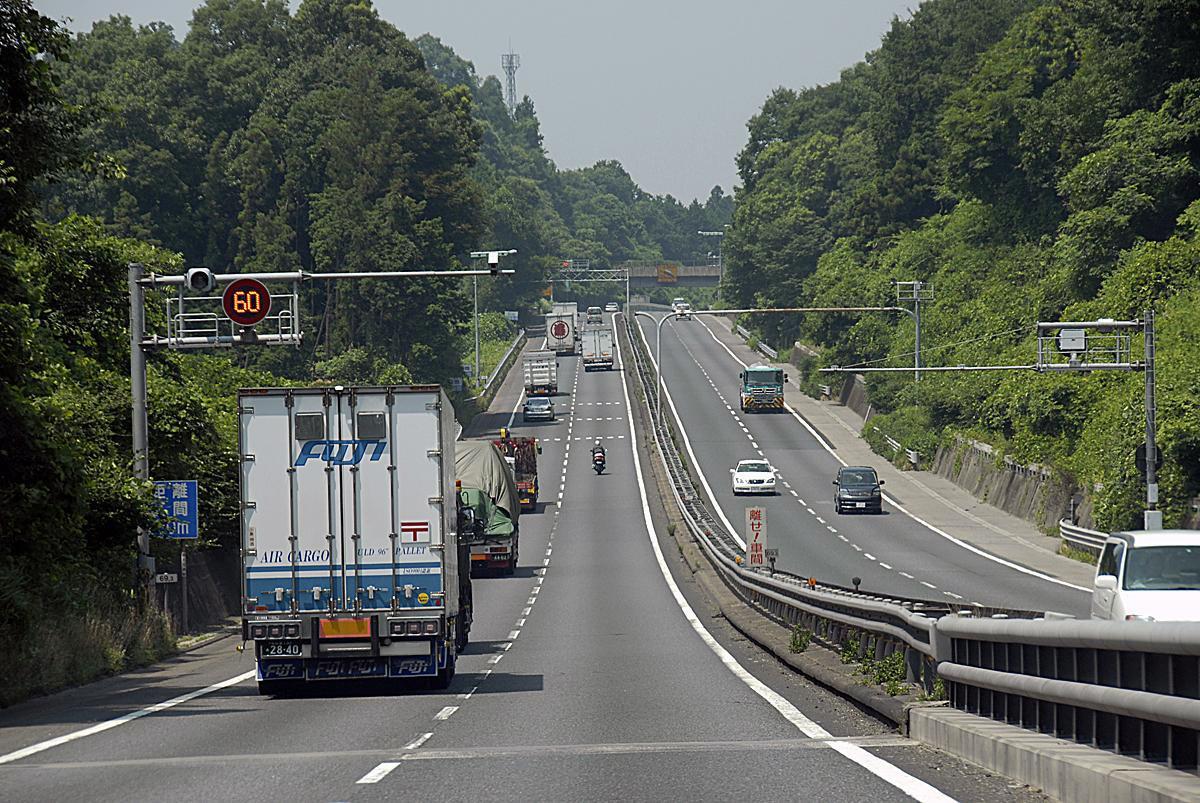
[1144,308,1161,530]
[893,280,933,381]
[698,228,727,304]
[469,249,518,389]
[128,263,152,580]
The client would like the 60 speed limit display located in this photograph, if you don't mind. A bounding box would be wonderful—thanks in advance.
[222,277,271,327]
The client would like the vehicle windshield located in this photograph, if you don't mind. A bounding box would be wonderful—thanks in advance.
[738,461,770,473]
[527,399,551,408]
[746,369,782,385]
[840,469,877,485]
[1122,545,1200,590]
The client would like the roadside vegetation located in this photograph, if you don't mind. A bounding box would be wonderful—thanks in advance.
[725,0,1200,531]
[0,0,729,704]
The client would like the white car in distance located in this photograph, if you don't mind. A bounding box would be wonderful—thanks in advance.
[730,459,777,495]
[1091,530,1200,621]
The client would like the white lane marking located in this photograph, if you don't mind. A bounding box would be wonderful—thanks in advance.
[944,592,964,600]
[522,606,532,616]
[864,553,876,561]
[616,326,957,803]
[921,581,937,590]
[789,490,799,497]
[696,316,1088,595]
[838,535,849,542]
[488,654,504,665]
[852,544,863,552]
[797,498,806,505]
[458,686,478,701]
[532,586,541,594]
[434,705,458,721]
[751,441,759,449]
[806,508,816,515]
[543,557,550,566]
[528,596,537,605]
[815,516,826,524]
[357,762,401,784]
[516,618,526,627]
[899,572,915,579]
[636,320,744,548]
[879,563,892,570]
[405,732,434,750]
[508,630,520,640]
[826,526,837,533]
[0,670,256,765]
[506,387,526,430]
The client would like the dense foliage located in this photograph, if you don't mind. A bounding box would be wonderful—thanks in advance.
[727,0,1200,529]
[1,0,730,699]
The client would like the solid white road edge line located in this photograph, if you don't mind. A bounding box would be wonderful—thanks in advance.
[635,316,745,549]
[693,317,1090,595]
[506,386,527,430]
[0,670,257,765]
[614,321,957,803]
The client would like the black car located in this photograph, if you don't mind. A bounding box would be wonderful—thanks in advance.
[833,466,883,514]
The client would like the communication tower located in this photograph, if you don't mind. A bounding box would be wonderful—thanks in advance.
[502,49,520,116]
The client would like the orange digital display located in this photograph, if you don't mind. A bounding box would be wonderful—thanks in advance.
[222,277,271,326]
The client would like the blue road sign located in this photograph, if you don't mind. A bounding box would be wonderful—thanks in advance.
[154,480,199,539]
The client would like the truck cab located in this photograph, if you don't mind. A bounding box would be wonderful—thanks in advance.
[739,364,787,412]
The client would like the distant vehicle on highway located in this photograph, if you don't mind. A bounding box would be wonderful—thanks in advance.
[739,363,786,411]
[522,396,555,422]
[1091,531,1200,621]
[833,466,883,514]
[730,459,777,495]
[586,306,603,324]
[671,296,686,309]
[674,302,692,320]
[604,302,619,312]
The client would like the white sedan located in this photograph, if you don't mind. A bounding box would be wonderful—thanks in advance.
[730,459,777,495]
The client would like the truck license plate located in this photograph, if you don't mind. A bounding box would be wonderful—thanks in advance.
[855,502,866,508]
[261,641,301,657]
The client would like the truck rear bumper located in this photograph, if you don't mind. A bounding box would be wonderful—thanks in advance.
[257,642,450,682]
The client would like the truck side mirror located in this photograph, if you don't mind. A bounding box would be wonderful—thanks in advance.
[784,373,789,381]
[832,479,839,485]
[536,442,542,454]
[739,372,744,380]
[878,479,885,486]
[1094,575,1117,590]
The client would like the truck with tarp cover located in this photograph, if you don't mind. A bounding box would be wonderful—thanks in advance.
[739,364,787,411]
[238,386,472,694]
[493,430,540,511]
[455,440,521,574]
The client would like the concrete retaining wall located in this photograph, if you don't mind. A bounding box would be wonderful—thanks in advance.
[931,438,1079,534]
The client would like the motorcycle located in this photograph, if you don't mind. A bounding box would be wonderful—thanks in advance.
[592,449,606,475]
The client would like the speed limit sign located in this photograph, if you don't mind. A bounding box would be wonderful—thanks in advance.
[222,278,271,327]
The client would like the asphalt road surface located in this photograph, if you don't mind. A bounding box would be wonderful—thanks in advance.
[0,316,1047,802]
[635,312,1090,618]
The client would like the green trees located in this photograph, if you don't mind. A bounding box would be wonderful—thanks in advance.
[729,0,1200,529]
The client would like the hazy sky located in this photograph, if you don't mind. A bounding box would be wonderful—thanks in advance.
[37,1,915,202]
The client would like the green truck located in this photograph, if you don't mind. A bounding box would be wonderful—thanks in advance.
[739,363,787,412]
[455,440,520,575]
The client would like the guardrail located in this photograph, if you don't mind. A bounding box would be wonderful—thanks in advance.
[937,616,1200,771]
[467,329,525,404]
[871,426,920,468]
[733,324,780,360]
[623,312,1200,770]
[1060,519,1107,556]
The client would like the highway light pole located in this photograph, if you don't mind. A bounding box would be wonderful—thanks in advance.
[469,249,518,387]
[698,227,728,304]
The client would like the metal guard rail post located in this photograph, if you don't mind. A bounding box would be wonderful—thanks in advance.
[936,615,1200,771]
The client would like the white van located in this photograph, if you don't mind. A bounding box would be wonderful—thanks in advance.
[1090,530,1200,621]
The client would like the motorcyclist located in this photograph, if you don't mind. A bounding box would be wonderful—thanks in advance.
[591,440,606,460]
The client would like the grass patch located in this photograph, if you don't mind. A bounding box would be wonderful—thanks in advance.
[0,597,176,707]
[789,624,812,653]
[1059,541,1100,566]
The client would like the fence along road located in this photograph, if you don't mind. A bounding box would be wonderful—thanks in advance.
[636,312,1090,618]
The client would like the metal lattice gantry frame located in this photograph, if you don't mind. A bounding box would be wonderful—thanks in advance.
[549,259,630,306]
[502,50,520,116]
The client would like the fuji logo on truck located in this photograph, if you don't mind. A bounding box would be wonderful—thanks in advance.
[550,320,569,339]
[295,439,387,466]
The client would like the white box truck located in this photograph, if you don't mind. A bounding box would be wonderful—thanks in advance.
[238,385,472,694]
[582,327,614,371]
[523,350,558,395]
[545,312,575,354]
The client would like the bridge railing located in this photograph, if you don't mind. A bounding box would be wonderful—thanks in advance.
[623,311,1200,771]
